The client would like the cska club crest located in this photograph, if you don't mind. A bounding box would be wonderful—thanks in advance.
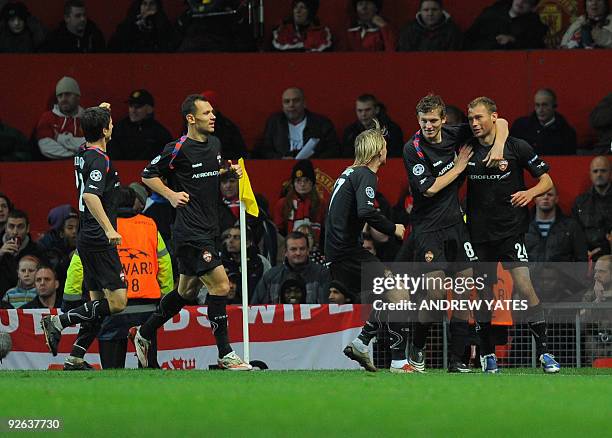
[425,251,434,262]
[498,160,508,172]
[202,250,213,263]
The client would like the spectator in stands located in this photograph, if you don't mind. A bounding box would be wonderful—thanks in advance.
[341,94,403,158]
[328,280,354,304]
[397,0,463,51]
[201,90,248,160]
[219,171,239,223]
[465,0,547,50]
[608,224,612,254]
[589,93,612,155]
[220,226,271,299]
[561,0,612,49]
[278,272,307,304]
[108,89,172,161]
[251,231,330,304]
[573,156,612,260]
[257,87,339,158]
[0,210,43,296]
[129,182,148,214]
[35,76,84,160]
[525,187,588,262]
[581,255,612,362]
[362,233,376,255]
[444,105,467,125]
[510,88,577,156]
[176,0,256,52]
[295,223,325,265]
[346,0,396,51]
[21,265,61,310]
[108,0,177,52]
[0,118,29,161]
[0,193,13,240]
[271,0,332,52]
[42,0,105,53]
[273,160,325,241]
[0,1,46,52]
[534,264,583,303]
[37,205,78,281]
[251,193,284,267]
[2,254,38,308]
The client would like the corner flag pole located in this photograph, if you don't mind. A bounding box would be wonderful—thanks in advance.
[239,198,250,363]
[237,158,258,364]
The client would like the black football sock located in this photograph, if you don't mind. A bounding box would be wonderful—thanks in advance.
[59,299,111,328]
[208,295,232,358]
[357,309,382,346]
[388,322,409,361]
[527,304,548,357]
[475,307,494,356]
[139,290,189,340]
[412,322,432,350]
[449,318,469,362]
[69,320,101,359]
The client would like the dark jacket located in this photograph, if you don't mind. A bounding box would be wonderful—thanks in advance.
[465,0,547,50]
[257,110,339,159]
[589,93,612,153]
[108,116,172,161]
[342,114,404,158]
[572,186,612,257]
[21,294,62,309]
[251,258,330,304]
[222,245,267,300]
[397,10,463,51]
[0,15,46,53]
[525,209,588,262]
[510,112,577,156]
[41,20,105,53]
[108,8,177,52]
[0,121,30,161]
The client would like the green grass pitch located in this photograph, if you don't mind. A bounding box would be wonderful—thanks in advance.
[1,368,611,437]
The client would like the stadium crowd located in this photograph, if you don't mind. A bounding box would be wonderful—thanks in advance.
[0,0,611,370]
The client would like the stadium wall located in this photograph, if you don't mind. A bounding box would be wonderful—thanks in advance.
[0,156,597,236]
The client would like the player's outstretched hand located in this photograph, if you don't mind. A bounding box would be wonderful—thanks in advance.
[454,145,473,172]
[169,191,189,208]
[98,102,111,110]
[510,190,533,207]
[394,224,406,240]
[106,229,122,246]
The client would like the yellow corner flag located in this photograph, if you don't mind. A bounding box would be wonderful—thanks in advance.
[238,158,259,217]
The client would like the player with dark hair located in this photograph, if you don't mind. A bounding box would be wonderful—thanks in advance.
[402,94,508,373]
[41,103,128,361]
[129,94,252,370]
[325,121,410,372]
[465,96,560,373]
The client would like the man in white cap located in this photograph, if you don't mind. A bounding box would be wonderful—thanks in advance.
[35,76,85,159]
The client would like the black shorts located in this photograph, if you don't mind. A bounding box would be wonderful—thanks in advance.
[329,248,388,302]
[473,234,529,267]
[176,242,222,277]
[413,222,478,273]
[79,246,127,292]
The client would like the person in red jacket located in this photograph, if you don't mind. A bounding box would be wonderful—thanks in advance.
[271,0,332,52]
[274,160,325,245]
[346,0,396,51]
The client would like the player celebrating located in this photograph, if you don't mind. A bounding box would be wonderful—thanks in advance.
[129,94,251,370]
[403,94,508,373]
[325,122,409,373]
[41,103,128,356]
[465,96,560,373]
